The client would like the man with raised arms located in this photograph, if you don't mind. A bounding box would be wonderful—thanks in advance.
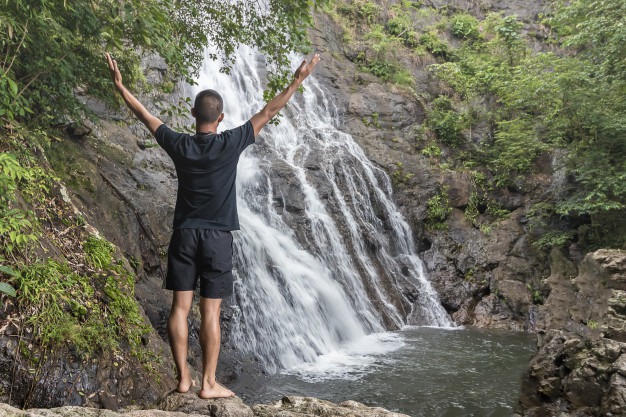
[105,52,320,399]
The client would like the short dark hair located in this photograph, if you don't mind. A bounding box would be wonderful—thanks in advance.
[193,89,223,123]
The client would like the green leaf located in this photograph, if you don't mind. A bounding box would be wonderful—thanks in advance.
[0,282,16,297]
[0,265,19,277]
[7,78,18,96]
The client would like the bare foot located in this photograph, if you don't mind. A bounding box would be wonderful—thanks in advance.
[198,381,235,399]
[176,367,194,393]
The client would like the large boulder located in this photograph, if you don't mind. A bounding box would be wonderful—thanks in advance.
[518,250,626,416]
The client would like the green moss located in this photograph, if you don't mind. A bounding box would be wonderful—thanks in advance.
[46,140,96,194]
[15,250,151,361]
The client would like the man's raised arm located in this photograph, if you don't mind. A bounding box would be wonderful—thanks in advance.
[250,54,321,137]
[105,53,163,136]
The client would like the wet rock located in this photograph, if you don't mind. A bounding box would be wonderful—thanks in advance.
[66,122,93,138]
[269,159,305,214]
[0,328,176,410]
[518,330,626,416]
[443,171,470,208]
[252,396,411,417]
[159,392,254,417]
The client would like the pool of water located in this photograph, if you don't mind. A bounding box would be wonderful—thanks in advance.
[235,326,536,417]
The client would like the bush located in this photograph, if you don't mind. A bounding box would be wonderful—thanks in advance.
[426,187,452,229]
[338,0,381,23]
[451,14,481,41]
[428,97,465,146]
[420,32,454,59]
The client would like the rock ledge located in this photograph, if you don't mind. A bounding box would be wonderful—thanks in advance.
[0,394,410,417]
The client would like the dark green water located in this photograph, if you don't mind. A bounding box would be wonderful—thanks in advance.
[238,327,536,417]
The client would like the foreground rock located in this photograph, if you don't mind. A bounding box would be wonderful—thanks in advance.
[517,250,626,416]
[253,396,410,417]
[518,330,626,417]
[0,394,409,417]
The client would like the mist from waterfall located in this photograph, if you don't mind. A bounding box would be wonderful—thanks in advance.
[189,47,453,373]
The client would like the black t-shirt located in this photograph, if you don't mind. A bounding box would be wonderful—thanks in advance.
[155,121,255,230]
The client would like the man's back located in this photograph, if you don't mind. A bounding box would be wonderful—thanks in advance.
[155,121,255,231]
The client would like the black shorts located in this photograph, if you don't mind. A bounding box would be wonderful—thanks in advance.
[164,229,234,299]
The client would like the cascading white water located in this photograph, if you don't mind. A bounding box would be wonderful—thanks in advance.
[190,47,453,373]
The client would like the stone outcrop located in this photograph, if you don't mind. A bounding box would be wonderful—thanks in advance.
[517,250,626,416]
[0,329,176,410]
[0,394,408,417]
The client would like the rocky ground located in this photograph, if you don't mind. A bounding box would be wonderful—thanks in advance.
[0,394,409,417]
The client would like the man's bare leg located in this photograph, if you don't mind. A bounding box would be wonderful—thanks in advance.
[198,297,234,399]
[167,291,194,393]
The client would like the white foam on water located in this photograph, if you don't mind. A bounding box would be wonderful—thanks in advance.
[283,332,405,382]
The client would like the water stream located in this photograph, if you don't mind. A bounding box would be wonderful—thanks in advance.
[190,47,454,373]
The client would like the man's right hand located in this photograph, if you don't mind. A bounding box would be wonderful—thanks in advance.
[251,53,322,137]
[293,53,321,85]
[106,52,123,90]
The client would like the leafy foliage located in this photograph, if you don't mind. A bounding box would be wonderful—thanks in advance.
[551,0,626,83]
[450,14,481,41]
[427,97,465,147]
[0,153,38,252]
[425,6,625,247]
[0,0,328,126]
[0,264,18,306]
[426,187,452,230]
[15,257,150,356]
[420,32,453,59]
[327,0,625,248]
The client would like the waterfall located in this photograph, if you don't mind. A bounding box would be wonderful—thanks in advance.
[190,47,453,373]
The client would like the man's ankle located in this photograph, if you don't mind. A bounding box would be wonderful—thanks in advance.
[203,378,217,387]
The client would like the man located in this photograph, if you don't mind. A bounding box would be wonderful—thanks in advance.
[105,52,320,398]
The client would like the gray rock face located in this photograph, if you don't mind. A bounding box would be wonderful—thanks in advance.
[538,250,626,340]
[517,331,626,417]
[0,277,177,411]
[518,250,626,416]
